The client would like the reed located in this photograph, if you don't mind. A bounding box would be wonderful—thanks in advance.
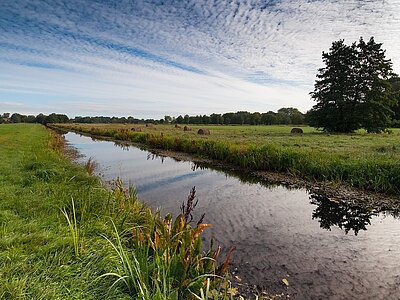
[100,186,235,299]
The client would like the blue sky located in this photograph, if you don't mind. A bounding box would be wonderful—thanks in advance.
[1,0,399,118]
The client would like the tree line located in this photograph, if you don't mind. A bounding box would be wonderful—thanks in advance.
[0,113,69,124]
[3,37,400,132]
[170,107,305,125]
[0,108,306,126]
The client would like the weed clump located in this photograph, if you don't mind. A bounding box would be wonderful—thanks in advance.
[101,185,235,299]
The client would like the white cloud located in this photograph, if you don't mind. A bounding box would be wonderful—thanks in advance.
[0,0,399,117]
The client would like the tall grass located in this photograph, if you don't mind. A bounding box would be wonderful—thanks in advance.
[100,186,235,299]
[84,157,98,175]
[61,198,81,257]
[0,124,234,299]
[54,123,400,194]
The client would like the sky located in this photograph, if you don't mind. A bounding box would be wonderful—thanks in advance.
[1,0,400,118]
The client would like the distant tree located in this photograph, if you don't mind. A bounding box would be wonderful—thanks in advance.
[210,113,223,124]
[291,111,305,125]
[277,107,304,125]
[261,111,277,125]
[309,37,397,133]
[10,113,23,123]
[164,115,172,124]
[236,111,249,125]
[183,114,190,124]
[251,112,261,125]
[222,112,233,125]
[202,115,210,124]
[176,115,184,124]
[25,115,36,123]
[35,113,47,124]
[276,108,292,124]
[45,113,69,124]
[1,113,10,123]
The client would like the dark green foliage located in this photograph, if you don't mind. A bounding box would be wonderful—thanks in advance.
[6,108,307,126]
[309,37,397,133]
[44,113,69,124]
[7,112,69,124]
[389,76,400,127]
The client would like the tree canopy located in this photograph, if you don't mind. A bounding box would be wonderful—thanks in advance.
[308,37,398,133]
[1,108,307,126]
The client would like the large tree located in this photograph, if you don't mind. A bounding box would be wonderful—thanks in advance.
[309,37,397,133]
[389,76,400,126]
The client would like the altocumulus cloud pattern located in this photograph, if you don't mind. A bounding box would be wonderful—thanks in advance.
[1,0,399,117]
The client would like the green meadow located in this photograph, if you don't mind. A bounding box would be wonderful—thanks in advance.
[0,124,230,299]
[56,123,400,195]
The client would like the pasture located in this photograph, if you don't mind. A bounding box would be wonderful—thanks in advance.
[55,123,400,194]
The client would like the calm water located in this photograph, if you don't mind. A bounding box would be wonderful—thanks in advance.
[65,132,400,299]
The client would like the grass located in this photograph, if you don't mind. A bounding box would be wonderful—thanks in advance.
[61,198,80,257]
[53,123,400,195]
[0,124,232,299]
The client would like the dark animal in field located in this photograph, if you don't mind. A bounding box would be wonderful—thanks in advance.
[184,126,192,131]
[175,124,181,129]
[131,127,142,132]
[291,128,303,134]
[197,128,210,135]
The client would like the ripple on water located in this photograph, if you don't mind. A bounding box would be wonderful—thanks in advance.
[65,132,400,299]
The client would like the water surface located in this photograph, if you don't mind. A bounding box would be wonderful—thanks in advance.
[65,132,400,299]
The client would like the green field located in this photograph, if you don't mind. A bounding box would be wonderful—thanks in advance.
[55,123,400,195]
[0,124,228,299]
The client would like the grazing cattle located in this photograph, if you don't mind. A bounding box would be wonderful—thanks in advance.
[146,123,153,127]
[183,126,192,131]
[291,127,303,134]
[175,124,181,129]
[197,128,210,135]
[131,127,142,132]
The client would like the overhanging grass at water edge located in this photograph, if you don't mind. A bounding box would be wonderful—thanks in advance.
[53,123,400,194]
[0,124,232,299]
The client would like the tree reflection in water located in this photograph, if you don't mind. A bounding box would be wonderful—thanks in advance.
[91,134,399,236]
[310,193,379,235]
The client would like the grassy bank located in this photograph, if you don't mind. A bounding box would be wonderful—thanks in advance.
[54,123,400,195]
[0,124,230,299]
